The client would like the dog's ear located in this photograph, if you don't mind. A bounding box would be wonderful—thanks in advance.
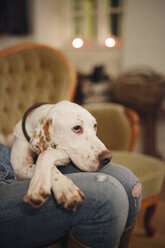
[30,118,54,155]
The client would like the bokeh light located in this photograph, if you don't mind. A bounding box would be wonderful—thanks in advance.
[105,37,116,48]
[72,37,84,48]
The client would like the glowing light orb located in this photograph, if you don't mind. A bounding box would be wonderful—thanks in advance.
[72,37,84,48]
[105,37,116,48]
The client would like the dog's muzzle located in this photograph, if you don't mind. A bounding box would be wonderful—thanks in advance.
[98,150,112,169]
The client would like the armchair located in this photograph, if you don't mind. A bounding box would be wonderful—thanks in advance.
[0,43,77,136]
[83,102,165,237]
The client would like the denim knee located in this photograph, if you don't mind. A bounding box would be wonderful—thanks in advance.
[68,172,129,248]
[60,162,142,227]
[101,163,142,227]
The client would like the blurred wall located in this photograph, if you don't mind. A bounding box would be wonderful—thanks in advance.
[122,0,165,74]
[0,0,165,76]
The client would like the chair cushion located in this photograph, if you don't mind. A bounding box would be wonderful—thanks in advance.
[111,151,165,200]
[83,103,131,151]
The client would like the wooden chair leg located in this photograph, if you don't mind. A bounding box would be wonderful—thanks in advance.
[143,204,157,237]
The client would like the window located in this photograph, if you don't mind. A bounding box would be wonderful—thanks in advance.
[107,0,124,37]
[72,0,97,40]
[71,0,125,47]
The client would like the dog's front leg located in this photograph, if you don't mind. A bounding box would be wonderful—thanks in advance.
[24,148,71,208]
[23,149,55,208]
[11,139,36,180]
[51,167,85,211]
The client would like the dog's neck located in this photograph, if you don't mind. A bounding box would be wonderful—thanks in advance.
[22,102,49,142]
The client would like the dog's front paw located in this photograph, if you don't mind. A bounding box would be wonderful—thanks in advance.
[24,187,50,208]
[24,176,51,208]
[51,171,85,211]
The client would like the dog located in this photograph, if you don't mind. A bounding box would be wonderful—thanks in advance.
[10,101,112,210]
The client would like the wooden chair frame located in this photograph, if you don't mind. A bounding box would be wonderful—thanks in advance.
[121,109,162,237]
[127,107,161,237]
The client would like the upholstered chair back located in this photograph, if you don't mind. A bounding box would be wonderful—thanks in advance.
[0,43,77,135]
[83,103,139,151]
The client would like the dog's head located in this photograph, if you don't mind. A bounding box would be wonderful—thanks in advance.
[29,101,112,171]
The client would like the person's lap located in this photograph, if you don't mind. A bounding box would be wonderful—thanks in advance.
[0,144,141,248]
[0,171,129,248]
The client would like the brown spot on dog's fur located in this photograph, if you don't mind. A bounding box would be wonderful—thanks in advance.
[40,136,48,151]
[58,193,67,204]
[30,118,54,155]
[39,188,50,199]
[43,119,52,142]
[30,198,43,207]
[24,195,43,208]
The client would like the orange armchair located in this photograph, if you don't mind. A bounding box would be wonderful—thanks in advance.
[84,102,165,237]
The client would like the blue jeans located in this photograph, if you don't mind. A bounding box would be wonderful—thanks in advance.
[0,144,142,248]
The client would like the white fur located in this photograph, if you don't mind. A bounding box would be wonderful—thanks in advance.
[11,101,111,210]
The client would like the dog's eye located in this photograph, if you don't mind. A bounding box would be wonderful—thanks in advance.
[94,123,97,131]
[72,125,83,134]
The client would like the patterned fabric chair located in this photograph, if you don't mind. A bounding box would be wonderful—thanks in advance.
[0,43,77,136]
[83,102,165,237]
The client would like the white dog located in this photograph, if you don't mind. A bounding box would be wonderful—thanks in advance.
[10,101,112,210]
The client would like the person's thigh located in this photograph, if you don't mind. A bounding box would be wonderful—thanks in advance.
[0,172,128,248]
[59,162,142,228]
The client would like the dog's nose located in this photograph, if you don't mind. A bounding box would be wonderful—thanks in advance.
[98,150,112,168]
